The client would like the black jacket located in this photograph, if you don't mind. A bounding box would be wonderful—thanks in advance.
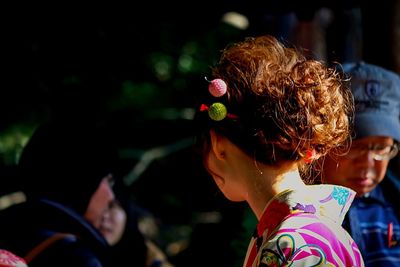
[0,198,111,267]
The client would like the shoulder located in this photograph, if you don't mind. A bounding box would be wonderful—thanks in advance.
[0,202,109,267]
[28,234,106,267]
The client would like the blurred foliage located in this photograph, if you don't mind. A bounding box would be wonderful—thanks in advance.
[0,123,37,165]
[0,8,246,166]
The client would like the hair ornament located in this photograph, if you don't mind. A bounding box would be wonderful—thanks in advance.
[205,77,227,97]
[200,103,238,121]
[304,148,317,164]
[201,77,238,121]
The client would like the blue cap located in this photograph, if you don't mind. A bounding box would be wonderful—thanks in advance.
[343,61,400,141]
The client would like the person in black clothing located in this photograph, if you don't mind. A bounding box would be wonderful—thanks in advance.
[0,119,119,266]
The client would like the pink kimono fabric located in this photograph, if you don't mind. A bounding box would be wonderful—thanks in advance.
[243,185,364,267]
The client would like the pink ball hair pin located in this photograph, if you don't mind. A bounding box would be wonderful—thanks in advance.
[205,77,227,97]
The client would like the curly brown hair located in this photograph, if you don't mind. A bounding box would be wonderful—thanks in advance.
[197,35,353,174]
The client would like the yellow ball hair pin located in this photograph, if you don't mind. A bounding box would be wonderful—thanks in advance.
[208,102,227,121]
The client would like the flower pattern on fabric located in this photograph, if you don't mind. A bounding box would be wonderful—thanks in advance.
[292,203,316,213]
[319,186,349,205]
[259,250,280,267]
[319,186,351,216]
[260,234,329,266]
[331,186,350,206]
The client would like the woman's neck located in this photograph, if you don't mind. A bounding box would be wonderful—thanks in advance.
[246,164,306,220]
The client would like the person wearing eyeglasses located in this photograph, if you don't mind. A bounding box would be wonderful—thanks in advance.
[321,62,400,267]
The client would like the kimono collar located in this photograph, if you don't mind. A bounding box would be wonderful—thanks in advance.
[255,184,356,239]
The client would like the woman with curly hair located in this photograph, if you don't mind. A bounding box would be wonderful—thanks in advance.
[195,35,364,266]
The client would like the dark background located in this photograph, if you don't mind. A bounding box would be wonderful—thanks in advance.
[0,1,399,266]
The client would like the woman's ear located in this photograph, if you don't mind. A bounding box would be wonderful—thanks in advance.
[209,129,226,160]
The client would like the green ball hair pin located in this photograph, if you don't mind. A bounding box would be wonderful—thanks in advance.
[208,102,228,121]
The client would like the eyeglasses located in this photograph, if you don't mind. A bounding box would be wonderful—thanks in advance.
[345,143,399,161]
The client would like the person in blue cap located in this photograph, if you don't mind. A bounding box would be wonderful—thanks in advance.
[321,62,400,266]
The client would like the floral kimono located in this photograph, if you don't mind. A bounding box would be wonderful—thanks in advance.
[243,185,364,267]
